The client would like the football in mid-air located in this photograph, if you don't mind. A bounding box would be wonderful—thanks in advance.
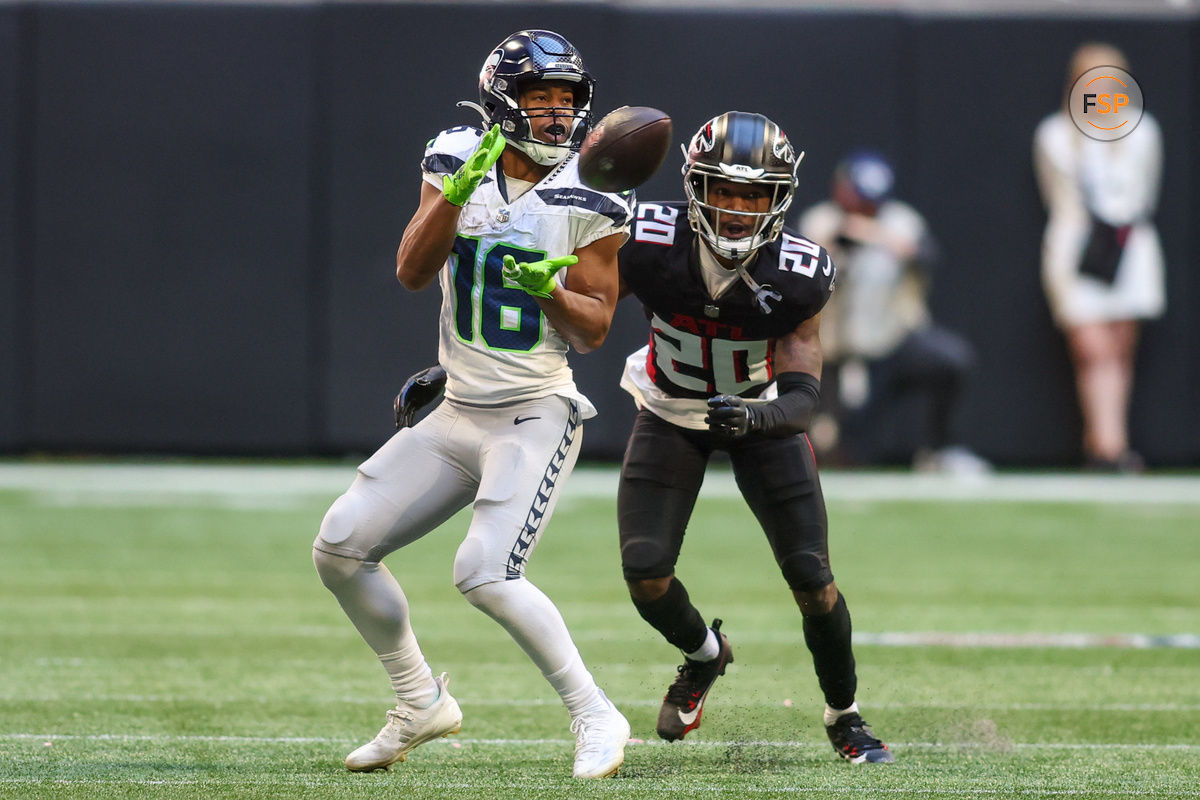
[578,106,672,193]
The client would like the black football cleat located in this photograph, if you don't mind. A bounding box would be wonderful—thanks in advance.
[656,619,734,741]
[826,712,894,763]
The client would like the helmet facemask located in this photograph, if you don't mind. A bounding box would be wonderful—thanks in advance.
[684,163,796,261]
[488,77,592,166]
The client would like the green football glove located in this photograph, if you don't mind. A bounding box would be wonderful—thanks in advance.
[501,254,578,299]
[442,124,505,207]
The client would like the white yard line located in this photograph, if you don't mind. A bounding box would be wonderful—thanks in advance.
[854,632,1200,649]
[0,783,1193,797]
[8,624,1195,649]
[1,462,1199,505]
[0,773,1193,797]
[4,696,1200,713]
[3,732,1199,751]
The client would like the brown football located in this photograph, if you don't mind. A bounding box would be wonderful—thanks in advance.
[577,106,673,193]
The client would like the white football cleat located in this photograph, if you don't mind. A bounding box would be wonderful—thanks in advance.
[345,672,463,772]
[570,692,630,779]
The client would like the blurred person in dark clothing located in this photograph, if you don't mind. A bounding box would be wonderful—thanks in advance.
[796,150,989,475]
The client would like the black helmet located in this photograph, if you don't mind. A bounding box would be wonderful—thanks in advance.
[469,30,595,166]
[682,111,802,260]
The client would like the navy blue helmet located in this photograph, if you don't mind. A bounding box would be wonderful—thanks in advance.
[469,30,595,166]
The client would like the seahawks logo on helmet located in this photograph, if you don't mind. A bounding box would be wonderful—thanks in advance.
[480,52,501,87]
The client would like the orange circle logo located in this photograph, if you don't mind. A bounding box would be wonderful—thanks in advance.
[1068,65,1144,141]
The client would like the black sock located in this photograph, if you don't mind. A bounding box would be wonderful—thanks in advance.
[631,577,709,654]
[802,591,857,712]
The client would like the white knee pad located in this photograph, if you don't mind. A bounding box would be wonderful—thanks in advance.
[453,535,491,594]
[313,489,377,587]
[316,490,369,548]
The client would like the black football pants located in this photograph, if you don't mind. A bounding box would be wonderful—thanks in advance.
[617,409,833,593]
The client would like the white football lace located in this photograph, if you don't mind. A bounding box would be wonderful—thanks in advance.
[570,715,588,738]
[571,715,601,748]
[383,707,416,738]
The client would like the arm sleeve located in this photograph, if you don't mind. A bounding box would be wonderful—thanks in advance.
[752,372,822,438]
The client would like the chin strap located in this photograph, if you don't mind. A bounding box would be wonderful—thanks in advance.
[508,137,570,167]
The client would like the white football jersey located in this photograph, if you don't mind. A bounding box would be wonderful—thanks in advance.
[420,125,633,419]
[420,126,634,418]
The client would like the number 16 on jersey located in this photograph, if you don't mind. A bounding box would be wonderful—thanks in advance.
[450,235,549,353]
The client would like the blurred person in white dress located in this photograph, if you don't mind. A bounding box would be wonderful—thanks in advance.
[1033,42,1165,471]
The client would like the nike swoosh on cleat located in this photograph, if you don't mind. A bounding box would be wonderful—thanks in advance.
[676,707,701,726]
[513,415,541,425]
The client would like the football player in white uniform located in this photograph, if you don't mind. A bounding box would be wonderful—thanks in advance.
[312,30,632,779]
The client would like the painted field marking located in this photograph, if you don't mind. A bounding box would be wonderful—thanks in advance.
[0,781,1194,797]
[4,733,1200,751]
[854,632,1200,649]
[2,463,1199,506]
[5,695,1200,713]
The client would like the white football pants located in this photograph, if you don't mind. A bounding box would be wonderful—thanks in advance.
[312,395,603,715]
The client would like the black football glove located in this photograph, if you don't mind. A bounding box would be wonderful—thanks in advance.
[705,394,759,438]
[394,365,447,429]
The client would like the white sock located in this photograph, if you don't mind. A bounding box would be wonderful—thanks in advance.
[314,553,439,708]
[464,579,603,718]
[380,639,438,709]
[548,657,609,718]
[824,701,860,727]
[685,626,720,662]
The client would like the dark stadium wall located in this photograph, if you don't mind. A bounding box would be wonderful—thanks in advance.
[0,6,24,450]
[3,2,1197,466]
[22,3,319,452]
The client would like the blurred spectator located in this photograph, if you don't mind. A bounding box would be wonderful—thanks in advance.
[797,150,989,476]
[1033,43,1164,472]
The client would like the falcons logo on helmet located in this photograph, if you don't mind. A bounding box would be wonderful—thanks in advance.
[772,132,796,164]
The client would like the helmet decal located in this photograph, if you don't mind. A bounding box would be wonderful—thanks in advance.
[718,163,766,180]
[481,51,501,87]
[772,132,796,164]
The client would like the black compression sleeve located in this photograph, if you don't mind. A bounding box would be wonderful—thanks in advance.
[752,372,821,437]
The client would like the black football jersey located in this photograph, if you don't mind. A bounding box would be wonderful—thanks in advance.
[619,201,835,401]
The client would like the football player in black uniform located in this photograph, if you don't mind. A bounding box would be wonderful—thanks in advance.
[616,111,892,763]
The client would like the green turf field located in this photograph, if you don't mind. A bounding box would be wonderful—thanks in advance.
[1,463,1197,799]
